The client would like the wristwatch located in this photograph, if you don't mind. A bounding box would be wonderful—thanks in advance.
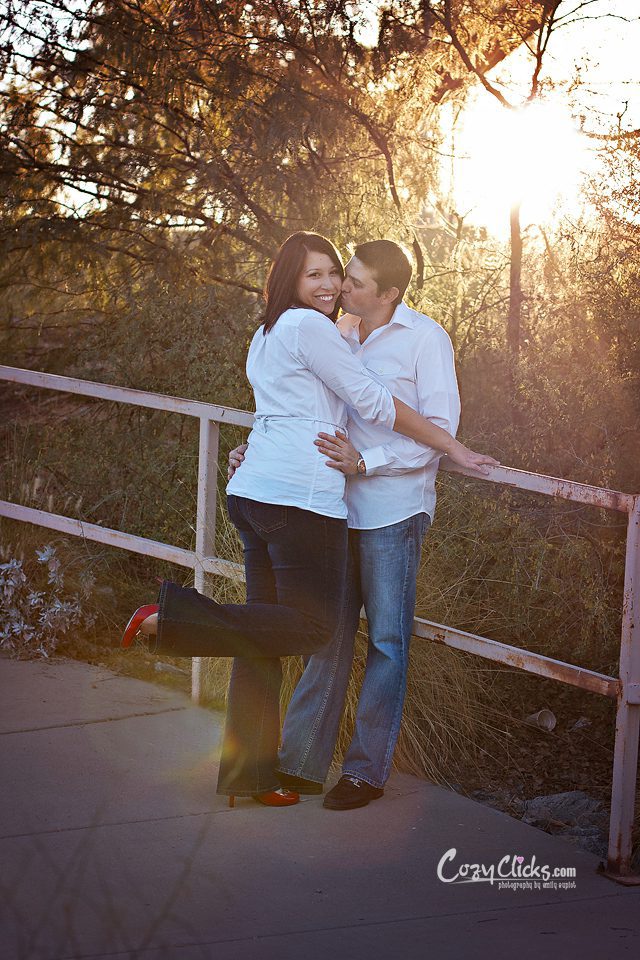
[356,454,366,475]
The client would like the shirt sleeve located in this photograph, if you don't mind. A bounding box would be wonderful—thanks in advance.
[361,327,461,476]
[295,312,397,429]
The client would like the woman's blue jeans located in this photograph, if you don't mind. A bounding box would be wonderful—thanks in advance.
[157,497,347,661]
[210,496,348,797]
[156,497,347,795]
[278,512,430,789]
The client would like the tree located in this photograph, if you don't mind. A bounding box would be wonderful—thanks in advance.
[427,0,581,356]
[1,0,546,361]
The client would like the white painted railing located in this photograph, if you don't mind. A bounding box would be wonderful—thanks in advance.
[1,364,638,882]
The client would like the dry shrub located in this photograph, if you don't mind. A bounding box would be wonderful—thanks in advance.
[418,480,624,674]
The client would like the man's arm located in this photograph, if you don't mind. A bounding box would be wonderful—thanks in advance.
[227,443,248,480]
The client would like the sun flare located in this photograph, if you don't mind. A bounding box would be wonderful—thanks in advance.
[443,96,592,236]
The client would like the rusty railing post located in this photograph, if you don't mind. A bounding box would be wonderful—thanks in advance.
[192,416,220,704]
[606,496,640,880]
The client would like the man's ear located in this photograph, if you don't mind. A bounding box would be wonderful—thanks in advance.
[380,286,400,305]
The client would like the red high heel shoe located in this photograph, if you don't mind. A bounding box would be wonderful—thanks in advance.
[227,789,299,808]
[121,604,159,648]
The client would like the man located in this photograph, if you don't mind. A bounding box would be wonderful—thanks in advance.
[231,240,463,810]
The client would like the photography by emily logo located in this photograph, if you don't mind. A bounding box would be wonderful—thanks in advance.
[437,848,577,891]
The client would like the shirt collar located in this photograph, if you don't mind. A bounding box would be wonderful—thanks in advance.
[388,301,415,328]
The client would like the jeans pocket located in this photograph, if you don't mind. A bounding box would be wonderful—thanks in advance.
[247,500,288,534]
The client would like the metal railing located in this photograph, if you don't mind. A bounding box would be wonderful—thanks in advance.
[1,364,638,882]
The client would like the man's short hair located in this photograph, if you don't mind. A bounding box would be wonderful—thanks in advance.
[353,240,413,307]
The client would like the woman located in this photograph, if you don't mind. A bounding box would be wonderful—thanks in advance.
[123,232,496,806]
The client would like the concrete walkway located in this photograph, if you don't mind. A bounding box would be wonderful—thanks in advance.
[0,655,638,960]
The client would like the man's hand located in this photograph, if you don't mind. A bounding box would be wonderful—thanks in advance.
[314,430,360,476]
[228,443,248,480]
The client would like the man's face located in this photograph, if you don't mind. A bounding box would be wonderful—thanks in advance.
[340,257,384,318]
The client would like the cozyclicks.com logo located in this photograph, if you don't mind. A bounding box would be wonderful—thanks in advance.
[437,848,577,890]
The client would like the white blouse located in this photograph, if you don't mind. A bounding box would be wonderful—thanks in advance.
[226,307,396,519]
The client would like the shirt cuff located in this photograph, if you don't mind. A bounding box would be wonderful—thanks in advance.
[360,445,388,472]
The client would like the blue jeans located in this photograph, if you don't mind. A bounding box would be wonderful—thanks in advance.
[214,496,348,797]
[157,498,346,659]
[278,512,430,789]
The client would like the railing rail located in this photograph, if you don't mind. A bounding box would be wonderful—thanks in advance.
[1,364,638,882]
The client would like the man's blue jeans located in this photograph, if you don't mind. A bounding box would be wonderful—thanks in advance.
[278,511,430,789]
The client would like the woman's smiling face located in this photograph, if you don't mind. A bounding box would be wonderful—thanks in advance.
[295,251,342,316]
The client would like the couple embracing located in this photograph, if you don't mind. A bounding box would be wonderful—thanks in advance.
[122,232,497,810]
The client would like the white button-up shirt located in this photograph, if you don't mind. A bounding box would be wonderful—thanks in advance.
[226,307,397,519]
[344,301,460,529]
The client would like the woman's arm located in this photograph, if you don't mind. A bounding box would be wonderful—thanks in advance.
[316,416,497,475]
[334,317,496,471]
[297,313,497,471]
[391,398,498,472]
